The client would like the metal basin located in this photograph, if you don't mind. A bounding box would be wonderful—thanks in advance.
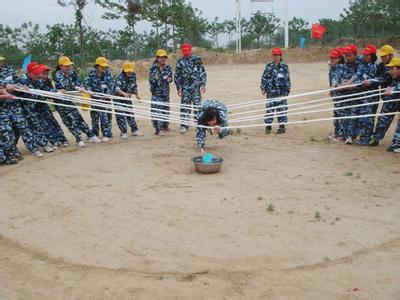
[192,156,224,174]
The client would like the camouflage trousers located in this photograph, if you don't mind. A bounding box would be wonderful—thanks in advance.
[20,100,50,147]
[36,103,68,146]
[346,94,379,143]
[264,98,288,126]
[372,96,400,142]
[115,98,138,135]
[0,102,38,156]
[151,94,170,132]
[180,89,201,129]
[55,100,94,143]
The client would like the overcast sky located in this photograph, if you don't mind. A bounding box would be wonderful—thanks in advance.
[1,0,349,33]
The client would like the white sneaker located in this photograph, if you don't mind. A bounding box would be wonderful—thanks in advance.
[52,145,58,150]
[121,133,128,140]
[345,137,353,145]
[156,130,165,136]
[394,148,400,153]
[88,136,102,143]
[33,151,43,158]
[132,130,144,137]
[180,127,188,134]
[62,141,70,147]
[102,137,111,142]
[43,145,54,153]
[77,141,86,147]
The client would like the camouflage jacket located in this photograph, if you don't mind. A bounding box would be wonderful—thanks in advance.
[196,100,229,149]
[174,55,207,91]
[261,61,291,97]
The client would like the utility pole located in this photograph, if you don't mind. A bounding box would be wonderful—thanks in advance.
[284,0,289,48]
[236,0,242,54]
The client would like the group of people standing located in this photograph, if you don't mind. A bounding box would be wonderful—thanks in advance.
[328,44,399,152]
[0,43,214,165]
[258,44,399,153]
[1,42,399,166]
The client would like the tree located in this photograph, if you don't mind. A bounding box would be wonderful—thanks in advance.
[57,0,88,65]
[289,17,309,47]
[247,12,279,47]
[95,0,144,58]
[208,17,225,48]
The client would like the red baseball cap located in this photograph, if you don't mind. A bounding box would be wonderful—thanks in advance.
[27,61,39,73]
[272,47,283,56]
[31,64,44,75]
[181,43,192,56]
[329,48,343,59]
[39,64,50,72]
[363,44,377,55]
[343,44,358,54]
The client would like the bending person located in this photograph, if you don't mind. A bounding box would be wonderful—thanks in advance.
[196,100,229,156]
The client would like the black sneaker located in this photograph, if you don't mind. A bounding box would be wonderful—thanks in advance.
[387,146,396,152]
[265,126,272,134]
[368,138,379,147]
[276,127,286,134]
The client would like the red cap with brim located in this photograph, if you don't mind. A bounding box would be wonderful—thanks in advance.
[31,64,44,75]
[272,48,283,56]
[181,43,192,55]
[39,64,50,71]
[27,62,39,73]
[363,44,377,55]
[330,48,343,59]
[343,44,358,54]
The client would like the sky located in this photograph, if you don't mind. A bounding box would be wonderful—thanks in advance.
[0,0,350,36]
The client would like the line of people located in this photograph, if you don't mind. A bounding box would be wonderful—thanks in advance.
[0,43,209,165]
[258,44,399,153]
[328,44,400,152]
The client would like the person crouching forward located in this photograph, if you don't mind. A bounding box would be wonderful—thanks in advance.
[261,47,291,134]
[196,100,229,156]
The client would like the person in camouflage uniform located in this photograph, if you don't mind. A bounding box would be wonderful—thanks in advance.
[339,44,365,144]
[196,100,229,155]
[351,45,379,145]
[36,64,68,147]
[0,87,19,164]
[174,43,207,134]
[83,57,114,141]
[382,57,400,152]
[369,45,397,147]
[149,49,173,136]
[328,48,348,141]
[53,56,100,147]
[0,56,41,159]
[18,63,54,153]
[113,62,143,140]
[261,48,291,134]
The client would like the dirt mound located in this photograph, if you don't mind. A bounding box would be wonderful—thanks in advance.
[109,47,330,80]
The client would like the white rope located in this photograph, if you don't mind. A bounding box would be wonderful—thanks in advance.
[225,112,400,129]
[15,96,205,128]
[227,83,363,110]
[83,90,202,110]
[230,90,392,123]
[16,89,197,126]
[16,95,400,131]
[229,88,384,117]
[20,88,197,118]
[230,96,400,124]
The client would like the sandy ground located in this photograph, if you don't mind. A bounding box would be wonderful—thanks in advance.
[1,62,400,300]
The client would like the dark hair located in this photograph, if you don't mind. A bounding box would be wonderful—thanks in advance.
[199,107,221,125]
[339,56,345,64]
[371,53,378,63]
[52,64,61,81]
